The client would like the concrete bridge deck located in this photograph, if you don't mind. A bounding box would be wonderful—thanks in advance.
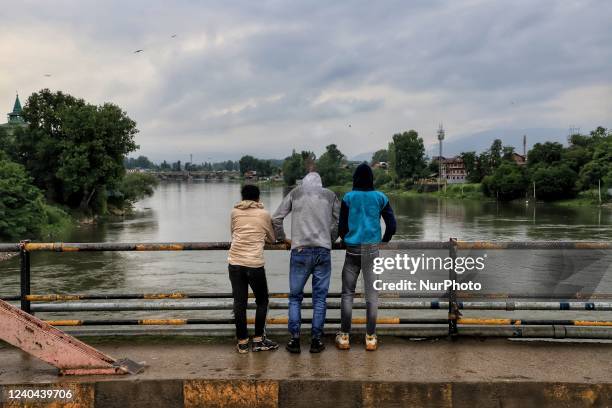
[1,335,611,407]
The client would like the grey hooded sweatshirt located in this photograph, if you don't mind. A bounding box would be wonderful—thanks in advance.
[272,172,341,249]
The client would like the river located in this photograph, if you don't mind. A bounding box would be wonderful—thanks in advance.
[1,181,611,321]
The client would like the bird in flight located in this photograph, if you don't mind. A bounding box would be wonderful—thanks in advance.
[171,34,177,38]
[348,124,352,127]
[134,49,144,54]
[44,74,52,77]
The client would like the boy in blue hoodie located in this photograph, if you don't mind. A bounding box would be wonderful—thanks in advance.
[336,163,396,351]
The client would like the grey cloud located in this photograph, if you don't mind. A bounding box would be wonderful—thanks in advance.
[2,0,611,161]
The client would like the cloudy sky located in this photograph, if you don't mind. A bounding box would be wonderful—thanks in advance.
[1,0,610,162]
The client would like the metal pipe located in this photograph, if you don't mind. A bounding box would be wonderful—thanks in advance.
[42,317,612,327]
[1,240,609,252]
[28,300,612,312]
[19,241,31,314]
[60,325,612,339]
[448,237,459,337]
[6,292,612,302]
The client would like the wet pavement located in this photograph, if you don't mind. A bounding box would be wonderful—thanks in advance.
[1,336,611,385]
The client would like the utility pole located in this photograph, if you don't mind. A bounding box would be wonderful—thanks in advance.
[523,134,527,158]
[437,124,445,192]
[599,179,602,205]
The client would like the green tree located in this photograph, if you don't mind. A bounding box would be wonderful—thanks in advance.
[13,90,138,213]
[113,173,159,206]
[391,130,426,182]
[371,149,389,164]
[531,163,578,201]
[282,150,315,186]
[125,155,156,169]
[317,144,349,186]
[239,155,275,176]
[481,162,528,201]
[527,142,564,167]
[502,146,515,161]
[0,156,47,239]
[489,139,503,168]
[459,151,480,182]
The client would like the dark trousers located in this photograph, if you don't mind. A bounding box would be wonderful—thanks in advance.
[228,264,269,340]
[340,244,380,335]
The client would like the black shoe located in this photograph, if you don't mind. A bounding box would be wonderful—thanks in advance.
[285,337,301,354]
[310,337,326,353]
[252,336,279,352]
[236,341,249,354]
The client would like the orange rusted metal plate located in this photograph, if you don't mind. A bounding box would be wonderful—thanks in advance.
[184,380,278,408]
[0,299,142,376]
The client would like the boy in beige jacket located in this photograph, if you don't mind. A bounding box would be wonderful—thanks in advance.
[228,184,279,353]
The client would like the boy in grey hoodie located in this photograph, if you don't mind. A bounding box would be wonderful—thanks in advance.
[272,172,340,353]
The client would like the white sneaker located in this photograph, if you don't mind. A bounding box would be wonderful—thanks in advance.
[335,332,350,350]
[365,334,378,351]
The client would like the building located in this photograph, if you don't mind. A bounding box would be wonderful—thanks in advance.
[434,156,467,184]
[1,94,26,135]
[510,152,526,166]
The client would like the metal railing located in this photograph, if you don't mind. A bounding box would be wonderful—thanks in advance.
[1,239,611,338]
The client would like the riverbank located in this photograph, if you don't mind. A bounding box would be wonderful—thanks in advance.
[329,183,609,207]
[1,336,611,407]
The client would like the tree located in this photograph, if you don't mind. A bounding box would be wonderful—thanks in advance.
[0,156,47,239]
[317,144,349,186]
[527,142,564,167]
[489,139,503,168]
[13,89,138,213]
[391,130,426,181]
[481,162,528,201]
[282,150,315,186]
[502,146,515,161]
[531,163,578,201]
[125,155,156,169]
[459,151,480,182]
[371,149,389,164]
[239,155,275,176]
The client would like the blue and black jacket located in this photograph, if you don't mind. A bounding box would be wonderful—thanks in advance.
[338,163,397,245]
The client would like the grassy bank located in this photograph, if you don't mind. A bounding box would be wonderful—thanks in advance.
[329,183,609,207]
[329,183,487,201]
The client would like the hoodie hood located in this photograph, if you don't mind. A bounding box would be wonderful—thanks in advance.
[302,172,323,189]
[352,163,374,191]
[234,200,264,210]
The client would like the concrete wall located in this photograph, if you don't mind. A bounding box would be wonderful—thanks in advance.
[1,379,611,408]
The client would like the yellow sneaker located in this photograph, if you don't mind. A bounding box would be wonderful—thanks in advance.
[335,332,350,350]
[365,334,378,351]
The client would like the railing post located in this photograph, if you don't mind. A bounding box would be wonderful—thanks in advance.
[19,240,32,314]
[448,237,460,338]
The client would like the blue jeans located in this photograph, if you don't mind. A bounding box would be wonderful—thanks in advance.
[288,247,331,338]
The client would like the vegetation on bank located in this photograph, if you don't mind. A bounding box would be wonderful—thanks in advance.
[322,127,610,207]
[0,89,158,241]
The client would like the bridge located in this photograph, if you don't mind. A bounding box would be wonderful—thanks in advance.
[145,170,241,181]
[1,239,611,407]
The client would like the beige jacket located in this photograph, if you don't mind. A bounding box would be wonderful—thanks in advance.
[228,200,275,268]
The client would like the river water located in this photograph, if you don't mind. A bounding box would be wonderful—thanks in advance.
[1,181,611,321]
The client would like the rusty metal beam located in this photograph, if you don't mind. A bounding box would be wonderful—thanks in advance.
[1,240,609,252]
[0,299,143,375]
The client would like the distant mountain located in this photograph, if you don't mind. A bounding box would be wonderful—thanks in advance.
[350,151,375,162]
[426,128,569,157]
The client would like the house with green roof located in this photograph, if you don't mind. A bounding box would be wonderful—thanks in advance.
[1,94,27,135]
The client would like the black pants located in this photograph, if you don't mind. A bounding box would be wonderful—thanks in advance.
[228,264,269,340]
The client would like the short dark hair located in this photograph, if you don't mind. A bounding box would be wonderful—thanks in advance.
[241,184,260,201]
